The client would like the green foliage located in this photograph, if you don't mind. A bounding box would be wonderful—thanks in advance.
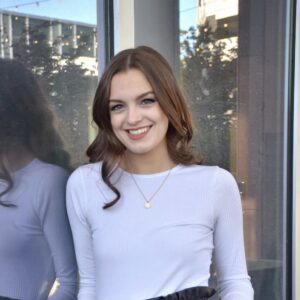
[180,22,237,168]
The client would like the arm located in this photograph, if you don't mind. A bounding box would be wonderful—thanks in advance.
[212,168,254,300]
[66,168,96,300]
[36,167,78,300]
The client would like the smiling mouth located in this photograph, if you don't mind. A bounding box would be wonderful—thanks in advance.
[127,126,151,136]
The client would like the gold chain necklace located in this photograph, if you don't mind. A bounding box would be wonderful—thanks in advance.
[129,168,172,209]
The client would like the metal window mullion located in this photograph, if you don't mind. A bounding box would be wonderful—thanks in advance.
[293,0,300,299]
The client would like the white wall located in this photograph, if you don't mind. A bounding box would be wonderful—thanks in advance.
[113,0,179,75]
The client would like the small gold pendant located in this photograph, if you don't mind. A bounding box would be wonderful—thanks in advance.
[144,201,151,209]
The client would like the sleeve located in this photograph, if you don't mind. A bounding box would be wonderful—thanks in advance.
[35,167,78,300]
[66,168,96,300]
[212,168,254,300]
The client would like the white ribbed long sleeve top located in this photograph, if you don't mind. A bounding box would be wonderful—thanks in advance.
[0,159,78,300]
[66,162,254,300]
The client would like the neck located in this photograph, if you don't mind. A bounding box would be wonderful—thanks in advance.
[121,151,176,174]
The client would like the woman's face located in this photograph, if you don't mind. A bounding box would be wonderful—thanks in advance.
[109,69,169,160]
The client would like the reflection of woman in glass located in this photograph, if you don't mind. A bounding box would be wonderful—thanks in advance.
[67,46,254,300]
[0,59,77,300]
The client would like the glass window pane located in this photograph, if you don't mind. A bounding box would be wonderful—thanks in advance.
[0,0,98,167]
[0,1,97,298]
[180,0,289,299]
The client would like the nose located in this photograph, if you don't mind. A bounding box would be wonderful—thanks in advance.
[126,106,142,125]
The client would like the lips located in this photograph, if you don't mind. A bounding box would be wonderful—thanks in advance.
[126,126,151,140]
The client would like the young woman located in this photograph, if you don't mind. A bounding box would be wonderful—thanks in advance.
[66,46,254,300]
[0,59,78,300]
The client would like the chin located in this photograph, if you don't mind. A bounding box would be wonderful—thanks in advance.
[126,148,151,156]
[126,142,158,154]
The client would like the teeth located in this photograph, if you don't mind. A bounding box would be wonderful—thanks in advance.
[128,127,149,135]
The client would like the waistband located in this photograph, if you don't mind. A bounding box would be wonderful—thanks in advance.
[145,286,216,300]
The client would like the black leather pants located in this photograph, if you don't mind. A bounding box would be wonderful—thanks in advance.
[146,286,216,300]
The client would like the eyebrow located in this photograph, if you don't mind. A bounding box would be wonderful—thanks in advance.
[109,91,155,102]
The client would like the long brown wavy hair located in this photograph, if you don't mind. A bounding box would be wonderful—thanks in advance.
[0,59,70,207]
[87,46,200,209]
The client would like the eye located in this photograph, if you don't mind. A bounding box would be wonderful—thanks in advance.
[109,103,124,111]
[141,98,156,105]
